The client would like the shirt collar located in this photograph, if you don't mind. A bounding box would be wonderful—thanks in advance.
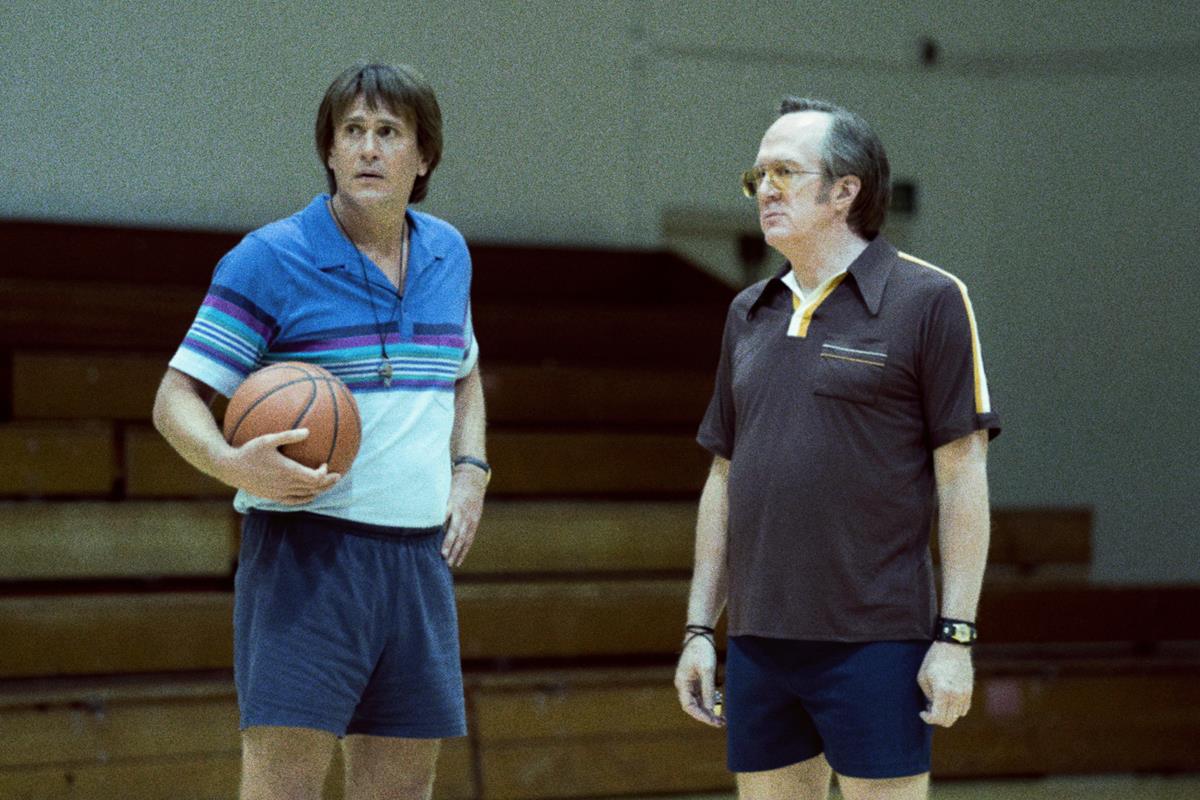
[845,235,896,316]
[745,234,896,319]
[304,193,449,270]
[746,265,794,319]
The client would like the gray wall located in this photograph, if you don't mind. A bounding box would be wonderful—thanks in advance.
[3,1,1197,583]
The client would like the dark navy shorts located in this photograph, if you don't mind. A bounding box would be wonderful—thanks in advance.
[725,636,932,778]
[234,511,466,738]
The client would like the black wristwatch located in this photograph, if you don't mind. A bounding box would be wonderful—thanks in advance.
[934,617,978,646]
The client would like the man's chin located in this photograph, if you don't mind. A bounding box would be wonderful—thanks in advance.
[339,186,399,206]
[762,227,789,247]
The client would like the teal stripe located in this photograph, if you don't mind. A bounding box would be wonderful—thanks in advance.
[387,344,464,360]
[389,371,458,381]
[196,306,269,350]
[269,344,464,363]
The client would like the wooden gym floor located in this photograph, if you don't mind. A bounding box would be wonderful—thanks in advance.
[659,774,1200,799]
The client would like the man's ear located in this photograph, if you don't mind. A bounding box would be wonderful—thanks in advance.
[835,175,862,209]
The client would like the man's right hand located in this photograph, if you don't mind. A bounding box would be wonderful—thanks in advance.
[218,428,341,504]
[674,637,725,728]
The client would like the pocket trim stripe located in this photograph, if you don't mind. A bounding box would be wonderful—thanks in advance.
[820,352,886,368]
[822,343,887,359]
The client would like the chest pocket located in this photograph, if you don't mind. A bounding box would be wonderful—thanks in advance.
[814,337,888,405]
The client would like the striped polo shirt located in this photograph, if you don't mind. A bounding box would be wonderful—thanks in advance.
[698,235,1000,642]
[170,194,477,527]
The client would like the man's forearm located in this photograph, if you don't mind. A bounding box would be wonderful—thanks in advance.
[934,431,991,620]
[152,367,235,484]
[451,363,487,461]
[687,457,731,628]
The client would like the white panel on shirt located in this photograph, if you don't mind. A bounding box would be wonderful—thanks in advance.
[781,270,846,338]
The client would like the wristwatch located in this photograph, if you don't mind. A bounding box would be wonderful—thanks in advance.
[934,617,978,646]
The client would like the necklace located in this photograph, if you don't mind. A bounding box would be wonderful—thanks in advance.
[329,200,407,387]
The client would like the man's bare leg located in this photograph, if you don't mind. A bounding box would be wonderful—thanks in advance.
[837,771,929,800]
[240,726,337,800]
[342,735,441,800]
[737,753,833,800]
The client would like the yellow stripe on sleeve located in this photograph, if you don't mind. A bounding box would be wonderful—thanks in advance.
[897,252,991,414]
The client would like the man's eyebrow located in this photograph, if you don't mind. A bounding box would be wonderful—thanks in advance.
[340,113,404,125]
[752,159,801,171]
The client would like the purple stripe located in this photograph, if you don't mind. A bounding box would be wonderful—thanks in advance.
[181,338,252,375]
[286,335,463,353]
[287,335,382,353]
[203,295,272,340]
[354,380,455,393]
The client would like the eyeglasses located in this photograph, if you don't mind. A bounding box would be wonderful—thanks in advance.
[740,164,823,198]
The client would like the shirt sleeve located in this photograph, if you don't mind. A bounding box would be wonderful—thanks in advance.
[697,307,737,459]
[167,235,284,398]
[457,301,479,378]
[920,281,1001,448]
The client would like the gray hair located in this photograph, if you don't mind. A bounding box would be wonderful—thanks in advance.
[778,97,891,239]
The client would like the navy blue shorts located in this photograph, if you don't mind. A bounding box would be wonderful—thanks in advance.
[234,511,466,738]
[725,636,932,778]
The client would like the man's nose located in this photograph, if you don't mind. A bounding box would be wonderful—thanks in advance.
[359,132,380,157]
[757,174,781,200]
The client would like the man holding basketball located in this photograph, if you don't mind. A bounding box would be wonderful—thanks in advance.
[153,63,487,800]
[674,98,1000,800]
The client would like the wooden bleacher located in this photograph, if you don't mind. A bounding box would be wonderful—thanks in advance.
[1,501,234,580]
[10,351,712,427]
[0,421,117,497]
[0,676,475,800]
[2,502,1161,677]
[470,669,729,800]
[4,495,1197,797]
[2,218,1198,799]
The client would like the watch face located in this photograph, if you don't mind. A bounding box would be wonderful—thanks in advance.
[948,622,975,642]
[938,620,976,644]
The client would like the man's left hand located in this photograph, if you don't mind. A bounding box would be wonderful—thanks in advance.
[917,641,974,727]
[443,465,487,567]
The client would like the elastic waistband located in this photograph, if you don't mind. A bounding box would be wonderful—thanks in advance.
[247,510,444,542]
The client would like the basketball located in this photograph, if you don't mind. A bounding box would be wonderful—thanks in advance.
[222,362,361,475]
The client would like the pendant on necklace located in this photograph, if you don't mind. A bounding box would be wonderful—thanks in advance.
[378,361,393,386]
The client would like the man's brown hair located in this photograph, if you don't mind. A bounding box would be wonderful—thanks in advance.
[315,63,443,203]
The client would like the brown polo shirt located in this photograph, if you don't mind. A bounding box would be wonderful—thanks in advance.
[698,236,1001,641]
